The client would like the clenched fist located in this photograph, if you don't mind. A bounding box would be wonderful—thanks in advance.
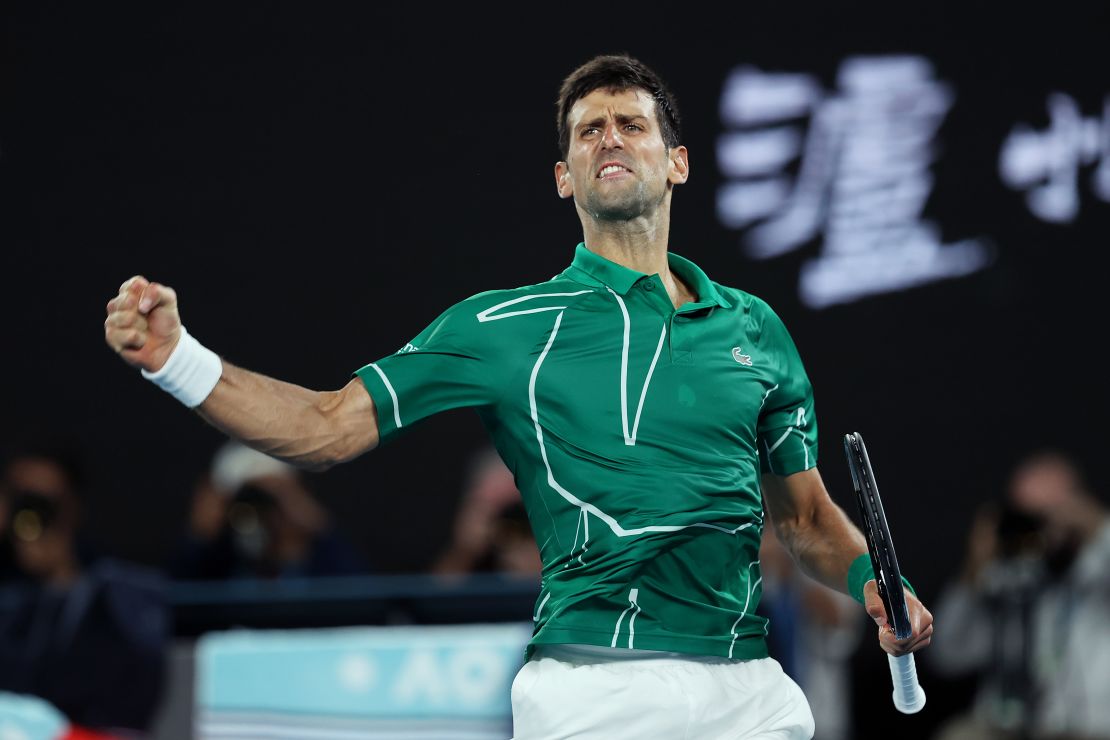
[104,275,182,373]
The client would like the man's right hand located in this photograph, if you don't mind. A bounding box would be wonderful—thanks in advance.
[104,275,182,373]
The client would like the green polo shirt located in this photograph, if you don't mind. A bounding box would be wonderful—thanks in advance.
[356,244,817,660]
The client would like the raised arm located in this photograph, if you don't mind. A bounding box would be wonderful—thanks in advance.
[761,467,933,657]
[104,275,378,470]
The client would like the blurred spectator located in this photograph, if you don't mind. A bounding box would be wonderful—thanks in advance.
[0,441,169,738]
[757,513,864,740]
[929,449,1110,740]
[432,447,541,576]
[168,440,368,580]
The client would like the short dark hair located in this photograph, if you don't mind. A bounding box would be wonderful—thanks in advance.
[556,53,682,160]
[1,438,88,496]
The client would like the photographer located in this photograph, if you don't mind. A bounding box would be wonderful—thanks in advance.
[168,441,367,581]
[929,449,1110,740]
[0,442,169,738]
[431,446,542,577]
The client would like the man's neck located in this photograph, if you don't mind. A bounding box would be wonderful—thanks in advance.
[581,222,697,309]
[581,216,671,276]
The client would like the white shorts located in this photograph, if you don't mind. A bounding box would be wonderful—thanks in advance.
[510,644,815,740]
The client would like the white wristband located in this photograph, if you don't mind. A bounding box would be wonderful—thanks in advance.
[140,326,223,408]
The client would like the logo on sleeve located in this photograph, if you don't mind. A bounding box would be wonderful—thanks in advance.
[731,347,753,366]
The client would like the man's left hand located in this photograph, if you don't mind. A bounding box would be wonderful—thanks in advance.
[864,580,933,656]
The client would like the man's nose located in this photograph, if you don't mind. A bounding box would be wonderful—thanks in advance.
[600,122,623,149]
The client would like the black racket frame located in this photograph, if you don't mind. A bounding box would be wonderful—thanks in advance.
[843,431,912,640]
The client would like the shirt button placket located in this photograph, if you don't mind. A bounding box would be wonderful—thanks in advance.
[640,278,670,315]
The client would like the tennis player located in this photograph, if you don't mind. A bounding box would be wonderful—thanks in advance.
[104,53,933,738]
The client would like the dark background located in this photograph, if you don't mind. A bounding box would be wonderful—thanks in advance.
[2,4,1107,736]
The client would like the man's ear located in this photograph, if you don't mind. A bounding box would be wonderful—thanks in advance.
[554,161,573,199]
[668,146,689,186]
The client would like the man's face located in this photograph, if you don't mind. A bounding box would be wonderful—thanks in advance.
[1009,459,1079,518]
[1,458,77,579]
[555,87,688,222]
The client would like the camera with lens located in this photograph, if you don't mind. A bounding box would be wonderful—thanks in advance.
[994,500,1045,560]
[225,483,279,561]
[7,490,61,543]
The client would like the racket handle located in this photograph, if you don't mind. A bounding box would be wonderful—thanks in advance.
[888,653,926,714]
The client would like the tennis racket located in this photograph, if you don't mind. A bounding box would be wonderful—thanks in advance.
[843,431,926,714]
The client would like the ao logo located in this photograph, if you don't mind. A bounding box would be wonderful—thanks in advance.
[389,648,508,706]
[337,648,507,706]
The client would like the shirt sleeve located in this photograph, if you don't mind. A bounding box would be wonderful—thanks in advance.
[754,301,818,475]
[354,297,512,444]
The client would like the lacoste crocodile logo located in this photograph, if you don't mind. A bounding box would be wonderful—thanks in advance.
[732,347,753,366]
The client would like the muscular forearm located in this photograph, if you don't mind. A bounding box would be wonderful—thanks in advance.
[764,469,934,656]
[197,361,377,470]
[777,499,868,595]
[763,470,867,595]
[106,276,380,470]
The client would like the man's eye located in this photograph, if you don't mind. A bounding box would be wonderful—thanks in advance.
[624,124,642,132]
[581,127,598,137]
